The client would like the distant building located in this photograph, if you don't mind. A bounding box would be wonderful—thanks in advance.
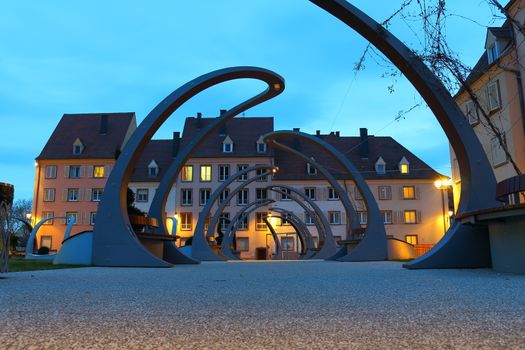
[33,112,448,258]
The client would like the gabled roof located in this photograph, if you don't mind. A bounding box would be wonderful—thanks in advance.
[37,113,136,160]
[272,134,442,181]
[180,117,274,158]
[130,140,174,182]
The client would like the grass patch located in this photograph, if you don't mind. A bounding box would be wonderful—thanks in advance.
[8,256,86,272]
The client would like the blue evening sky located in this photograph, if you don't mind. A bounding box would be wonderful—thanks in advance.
[0,1,506,200]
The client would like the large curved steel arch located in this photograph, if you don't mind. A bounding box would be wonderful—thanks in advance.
[267,185,337,259]
[220,199,275,260]
[92,67,284,267]
[268,207,316,259]
[263,130,387,261]
[310,0,499,268]
[192,166,278,261]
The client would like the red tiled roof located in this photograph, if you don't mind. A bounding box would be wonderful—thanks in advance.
[130,140,175,182]
[36,113,136,160]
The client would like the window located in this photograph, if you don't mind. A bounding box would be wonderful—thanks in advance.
[281,236,295,251]
[237,189,248,205]
[256,188,267,200]
[67,189,79,202]
[399,157,410,174]
[281,188,291,201]
[93,166,105,178]
[180,212,192,231]
[328,187,339,200]
[402,186,416,200]
[491,136,507,166]
[181,165,193,182]
[200,189,211,206]
[219,213,230,231]
[44,188,56,202]
[357,211,367,225]
[256,212,268,230]
[223,143,233,153]
[200,165,212,182]
[488,44,498,63]
[236,237,249,251]
[45,165,57,179]
[136,189,149,202]
[375,156,386,174]
[42,211,54,225]
[382,210,393,225]
[89,212,96,226]
[306,163,317,175]
[405,234,418,245]
[354,187,363,200]
[148,166,159,177]
[219,165,230,182]
[465,100,479,125]
[304,212,314,225]
[257,142,266,153]
[40,236,52,249]
[329,211,341,225]
[378,186,391,200]
[238,215,249,231]
[237,164,248,181]
[92,188,103,202]
[181,189,192,206]
[69,166,81,178]
[66,212,78,225]
[279,216,291,226]
[305,187,316,200]
[256,166,268,182]
[73,145,82,155]
[219,189,230,205]
[487,81,501,111]
[404,210,417,224]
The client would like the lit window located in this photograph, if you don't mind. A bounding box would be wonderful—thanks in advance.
[237,216,249,231]
[281,236,295,251]
[40,236,52,249]
[181,165,193,182]
[256,212,268,230]
[237,189,249,205]
[67,189,79,202]
[181,189,192,206]
[42,211,54,225]
[236,237,249,251]
[44,188,56,202]
[378,186,391,200]
[328,187,339,200]
[219,165,230,182]
[237,164,248,181]
[219,189,230,205]
[69,166,81,178]
[404,210,417,224]
[306,163,317,175]
[200,189,211,206]
[329,211,341,225]
[357,211,367,225]
[45,165,57,179]
[465,100,479,125]
[200,165,212,182]
[405,234,418,245]
[93,166,105,178]
[487,81,501,111]
[382,210,393,224]
[280,216,291,226]
[136,189,149,202]
[400,164,409,174]
[92,188,103,201]
[180,212,192,231]
[256,188,267,200]
[305,187,316,200]
[402,186,416,199]
[66,212,78,225]
[90,212,96,226]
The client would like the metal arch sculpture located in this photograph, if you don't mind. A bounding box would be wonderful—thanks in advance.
[25,217,74,260]
[92,67,284,267]
[192,165,278,261]
[220,198,276,260]
[266,185,338,259]
[262,217,283,260]
[311,0,499,268]
[263,130,387,261]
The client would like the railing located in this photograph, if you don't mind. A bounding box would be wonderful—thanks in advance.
[496,174,525,204]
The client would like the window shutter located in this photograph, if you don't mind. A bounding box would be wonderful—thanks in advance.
[87,166,93,178]
[387,186,392,200]
[64,165,70,178]
[341,211,346,225]
[104,165,112,178]
[62,189,68,201]
[415,186,421,200]
[417,211,422,224]
[393,211,401,224]
[399,186,404,200]
[62,212,67,225]
[80,166,86,178]
[86,189,92,201]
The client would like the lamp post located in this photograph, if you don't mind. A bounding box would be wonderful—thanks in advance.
[434,179,452,236]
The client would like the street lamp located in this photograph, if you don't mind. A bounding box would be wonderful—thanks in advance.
[434,178,452,235]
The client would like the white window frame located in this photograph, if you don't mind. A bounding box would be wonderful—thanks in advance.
[65,212,79,225]
[44,188,56,202]
[92,188,103,202]
[89,212,96,226]
[180,212,192,231]
[67,188,79,202]
[45,165,57,179]
[305,187,316,201]
[491,135,507,166]
[402,186,416,200]
[465,100,479,125]
[237,215,249,231]
[378,186,391,200]
[136,188,149,202]
[219,164,230,182]
[223,142,233,153]
[404,210,417,224]
[487,81,501,111]
[329,211,341,225]
[200,165,212,182]
[181,165,193,182]
[237,189,249,206]
[306,163,317,175]
[255,212,268,231]
[382,210,393,225]
[237,164,248,181]
[200,188,211,206]
[357,211,367,225]
[69,166,81,178]
[281,188,291,201]
[256,188,267,200]
[181,189,192,206]
[257,142,266,153]
[219,189,230,205]
[304,212,314,225]
[328,187,339,200]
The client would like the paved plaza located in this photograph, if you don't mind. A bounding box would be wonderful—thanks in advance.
[1,261,525,349]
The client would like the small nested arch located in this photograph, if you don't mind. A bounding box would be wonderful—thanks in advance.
[92,67,284,267]
[262,130,387,261]
[191,165,278,261]
[25,216,74,259]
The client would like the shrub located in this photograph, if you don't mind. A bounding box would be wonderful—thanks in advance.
[37,246,50,255]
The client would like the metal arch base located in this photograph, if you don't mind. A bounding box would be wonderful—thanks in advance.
[310,0,498,268]
[263,130,388,261]
[92,67,284,267]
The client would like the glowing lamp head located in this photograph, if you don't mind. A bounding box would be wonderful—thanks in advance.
[448,210,454,217]
[25,212,32,220]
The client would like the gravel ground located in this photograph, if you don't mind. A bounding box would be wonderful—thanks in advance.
[1,260,525,349]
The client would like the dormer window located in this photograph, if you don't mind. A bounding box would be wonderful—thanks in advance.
[222,135,234,153]
[148,160,159,178]
[72,138,84,155]
[488,45,498,64]
[375,156,386,175]
[485,26,512,65]
[256,136,267,153]
[399,157,410,174]
[306,163,317,175]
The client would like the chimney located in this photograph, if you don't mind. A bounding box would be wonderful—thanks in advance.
[220,109,227,116]
[329,131,335,136]
[196,112,202,129]
[172,132,181,157]
[359,128,369,159]
[100,115,108,134]
[316,130,321,136]
[293,128,300,132]
[335,131,340,137]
